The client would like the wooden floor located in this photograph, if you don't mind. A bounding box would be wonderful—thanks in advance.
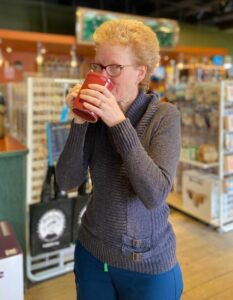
[25,209,233,300]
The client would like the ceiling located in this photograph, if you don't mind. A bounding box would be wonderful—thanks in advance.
[39,0,233,30]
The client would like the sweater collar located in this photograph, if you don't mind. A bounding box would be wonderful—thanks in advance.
[125,89,148,126]
[125,89,159,126]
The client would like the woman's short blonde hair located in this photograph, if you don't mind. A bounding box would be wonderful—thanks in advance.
[93,19,160,88]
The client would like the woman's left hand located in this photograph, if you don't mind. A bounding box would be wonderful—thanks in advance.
[80,83,126,127]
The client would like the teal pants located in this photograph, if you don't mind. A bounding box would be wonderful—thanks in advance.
[74,241,183,300]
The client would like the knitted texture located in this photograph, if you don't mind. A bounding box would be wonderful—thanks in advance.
[56,90,181,274]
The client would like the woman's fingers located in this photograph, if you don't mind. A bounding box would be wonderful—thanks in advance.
[80,89,105,106]
[80,88,106,99]
[83,101,102,115]
[66,92,77,108]
[66,83,82,108]
[88,83,111,97]
[70,83,82,93]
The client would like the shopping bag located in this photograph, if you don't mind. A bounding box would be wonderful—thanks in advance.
[29,166,73,256]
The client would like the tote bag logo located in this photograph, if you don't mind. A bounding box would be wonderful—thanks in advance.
[37,209,66,242]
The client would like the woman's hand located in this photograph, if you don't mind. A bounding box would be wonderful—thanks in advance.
[80,83,126,127]
[66,83,87,124]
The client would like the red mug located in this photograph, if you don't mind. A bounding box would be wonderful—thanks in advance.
[72,72,113,123]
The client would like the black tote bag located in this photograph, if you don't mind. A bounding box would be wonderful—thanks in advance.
[29,166,73,256]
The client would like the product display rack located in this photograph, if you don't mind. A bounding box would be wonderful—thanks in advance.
[179,157,219,169]
[6,76,82,282]
[219,80,233,232]
[168,80,233,232]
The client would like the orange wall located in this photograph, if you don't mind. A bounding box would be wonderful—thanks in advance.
[0,51,36,83]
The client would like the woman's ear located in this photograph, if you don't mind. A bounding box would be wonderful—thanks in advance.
[137,65,147,84]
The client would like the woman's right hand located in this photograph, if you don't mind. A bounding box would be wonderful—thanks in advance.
[66,83,86,124]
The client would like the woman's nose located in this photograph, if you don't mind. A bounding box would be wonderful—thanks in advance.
[101,68,109,78]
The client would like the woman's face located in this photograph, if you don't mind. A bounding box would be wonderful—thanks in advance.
[94,43,146,104]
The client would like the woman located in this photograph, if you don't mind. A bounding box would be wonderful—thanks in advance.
[56,19,183,300]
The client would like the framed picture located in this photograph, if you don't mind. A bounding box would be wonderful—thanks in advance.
[76,7,180,48]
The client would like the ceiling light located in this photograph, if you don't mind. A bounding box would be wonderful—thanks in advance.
[36,42,45,66]
[41,48,46,54]
[36,54,44,65]
[6,47,12,53]
[70,45,78,68]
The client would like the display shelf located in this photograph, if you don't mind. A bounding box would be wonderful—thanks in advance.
[6,77,81,283]
[224,130,233,135]
[179,157,219,169]
[167,193,219,227]
[218,221,233,233]
[219,81,233,232]
[224,171,233,176]
[26,244,75,282]
[223,190,233,196]
[0,29,76,55]
[170,81,233,232]
[168,192,233,231]
[224,102,233,107]
[224,150,233,155]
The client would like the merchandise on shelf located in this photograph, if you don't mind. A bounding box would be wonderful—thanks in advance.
[4,77,85,282]
[169,82,220,165]
[220,81,233,228]
[182,170,219,223]
[224,132,233,151]
[224,155,233,172]
[168,81,233,231]
[224,114,233,131]
[224,176,233,194]
[197,144,218,163]
[227,84,233,102]
[5,77,82,204]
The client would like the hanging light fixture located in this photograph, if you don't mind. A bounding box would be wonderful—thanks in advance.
[36,42,45,66]
[0,49,3,67]
[0,38,3,67]
[70,45,78,68]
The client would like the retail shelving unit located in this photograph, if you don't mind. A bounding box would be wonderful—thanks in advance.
[219,80,233,232]
[168,80,233,232]
[6,77,82,281]
[179,157,219,169]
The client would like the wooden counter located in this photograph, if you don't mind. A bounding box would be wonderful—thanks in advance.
[0,134,28,255]
[0,134,27,154]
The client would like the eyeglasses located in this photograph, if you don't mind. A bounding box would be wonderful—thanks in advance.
[90,63,134,77]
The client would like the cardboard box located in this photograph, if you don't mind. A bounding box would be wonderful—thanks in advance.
[0,221,24,300]
[182,170,219,222]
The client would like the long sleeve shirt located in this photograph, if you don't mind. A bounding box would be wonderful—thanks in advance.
[56,89,181,274]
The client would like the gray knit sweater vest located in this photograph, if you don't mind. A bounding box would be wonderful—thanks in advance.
[56,89,181,274]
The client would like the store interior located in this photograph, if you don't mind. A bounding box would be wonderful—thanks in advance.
[1,1,233,300]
